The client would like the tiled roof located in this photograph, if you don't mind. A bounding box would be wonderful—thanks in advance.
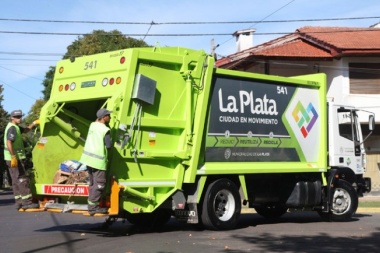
[216,26,380,68]
[298,26,380,49]
[254,39,331,58]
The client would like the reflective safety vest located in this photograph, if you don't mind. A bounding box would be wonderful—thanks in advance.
[4,123,26,160]
[79,122,110,170]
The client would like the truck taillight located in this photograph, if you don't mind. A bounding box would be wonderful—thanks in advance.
[59,82,76,92]
[102,78,108,87]
[120,56,125,64]
[102,77,121,86]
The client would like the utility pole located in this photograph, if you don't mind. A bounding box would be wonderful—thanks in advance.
[210,39,219,59]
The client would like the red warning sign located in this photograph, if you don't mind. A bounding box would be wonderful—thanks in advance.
[43,184,89,196]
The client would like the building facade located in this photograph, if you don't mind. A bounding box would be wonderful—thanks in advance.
[217,26,380,191]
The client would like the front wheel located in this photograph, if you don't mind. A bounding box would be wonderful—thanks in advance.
[201,179,241,230]
[318,180,358,221]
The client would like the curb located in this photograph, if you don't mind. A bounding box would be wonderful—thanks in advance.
[356,208,380,213]
[241,207,380,214]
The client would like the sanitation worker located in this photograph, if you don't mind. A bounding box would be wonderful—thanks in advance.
[79,108,113,215]
[4,109,40,210]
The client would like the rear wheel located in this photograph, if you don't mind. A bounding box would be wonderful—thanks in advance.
[254,203,288,218]
[318,180,358,221]
[201,179,241,230]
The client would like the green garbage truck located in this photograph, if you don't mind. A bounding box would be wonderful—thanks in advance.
[32,46,375,230]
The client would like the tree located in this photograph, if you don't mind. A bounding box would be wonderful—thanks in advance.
[42,66,55,101]
[42,29,150,100]
[0,85,10,187]
[24,99,45,144]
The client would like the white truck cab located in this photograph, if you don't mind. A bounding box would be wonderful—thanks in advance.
[328,102,375,195]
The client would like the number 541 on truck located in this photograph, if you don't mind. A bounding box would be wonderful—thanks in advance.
[31,46,375,230]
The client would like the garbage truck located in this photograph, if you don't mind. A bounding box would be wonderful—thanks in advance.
[31,46,375,230]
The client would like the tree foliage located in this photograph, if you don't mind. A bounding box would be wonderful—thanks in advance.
[24,99,46,145]
[65,30,149,58]
[0,85,10,185]
[42,29,149,100]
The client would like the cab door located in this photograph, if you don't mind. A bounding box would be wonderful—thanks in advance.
[329,105,363,174]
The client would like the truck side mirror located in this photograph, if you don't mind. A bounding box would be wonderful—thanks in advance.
[369,115,375,131]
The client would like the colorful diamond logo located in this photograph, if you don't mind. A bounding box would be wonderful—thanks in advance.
[292,101,318,138]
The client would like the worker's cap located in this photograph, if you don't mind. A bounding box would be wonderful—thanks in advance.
[10,110,23,118]
[96,108,112,119]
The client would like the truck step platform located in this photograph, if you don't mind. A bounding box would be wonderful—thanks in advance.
[43,202,109,216]
[44,202,88,213]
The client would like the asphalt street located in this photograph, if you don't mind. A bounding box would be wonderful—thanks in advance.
[1,188,380,253]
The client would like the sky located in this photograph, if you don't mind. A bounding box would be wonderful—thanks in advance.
[0,0,380,115]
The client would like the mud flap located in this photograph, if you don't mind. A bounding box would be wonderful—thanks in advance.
[174,203,198,224]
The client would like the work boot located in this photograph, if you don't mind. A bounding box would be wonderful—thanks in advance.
[15,199,22,210]
[21,203,40,210]
[88,207,108,216]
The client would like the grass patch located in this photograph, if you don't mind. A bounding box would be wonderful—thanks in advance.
[359,201,380,208]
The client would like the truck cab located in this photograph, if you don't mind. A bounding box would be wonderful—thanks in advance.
[328,103,374,196]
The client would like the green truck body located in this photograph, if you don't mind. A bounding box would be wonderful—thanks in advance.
[32,47,373,230]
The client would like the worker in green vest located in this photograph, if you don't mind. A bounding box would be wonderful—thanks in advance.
[80,108,113,215]
[4,110,40,210]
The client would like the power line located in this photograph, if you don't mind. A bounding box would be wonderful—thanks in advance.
[0,78,39,101]
[248,0,296,28]
[0,31,234,36]
[143,21,155,41]
[0,28,378,37]
[1,16,379,25]
[0,66,44,81]
[0,58,57,62]
[217,0,296,51]
[0,51,63,56]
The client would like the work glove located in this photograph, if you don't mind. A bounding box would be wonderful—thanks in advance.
[33,119,40,125]
[11,155,18,168]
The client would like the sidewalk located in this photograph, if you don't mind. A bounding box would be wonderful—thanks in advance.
[362,191,380,201]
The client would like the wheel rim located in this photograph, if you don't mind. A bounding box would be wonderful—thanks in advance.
[212,189,235,221]
[332,187,351,215]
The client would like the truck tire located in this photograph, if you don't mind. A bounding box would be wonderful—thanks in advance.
[254,204,288,218]
[201,179,241,230]
[318,180,358,221]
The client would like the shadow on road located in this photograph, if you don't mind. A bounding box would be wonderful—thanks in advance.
[34,211,364,238]
[28,211,380,252]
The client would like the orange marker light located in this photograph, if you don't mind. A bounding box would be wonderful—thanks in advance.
[59,85,63,91]
[116,77,121,84]
[59,67,64,73]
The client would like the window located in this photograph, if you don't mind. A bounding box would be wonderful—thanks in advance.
[349,63,380,94]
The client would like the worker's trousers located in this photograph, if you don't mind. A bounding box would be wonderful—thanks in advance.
[6,159,33,208]
[87,166,106,212]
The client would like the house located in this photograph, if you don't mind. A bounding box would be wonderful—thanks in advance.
[216,26,380,191]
